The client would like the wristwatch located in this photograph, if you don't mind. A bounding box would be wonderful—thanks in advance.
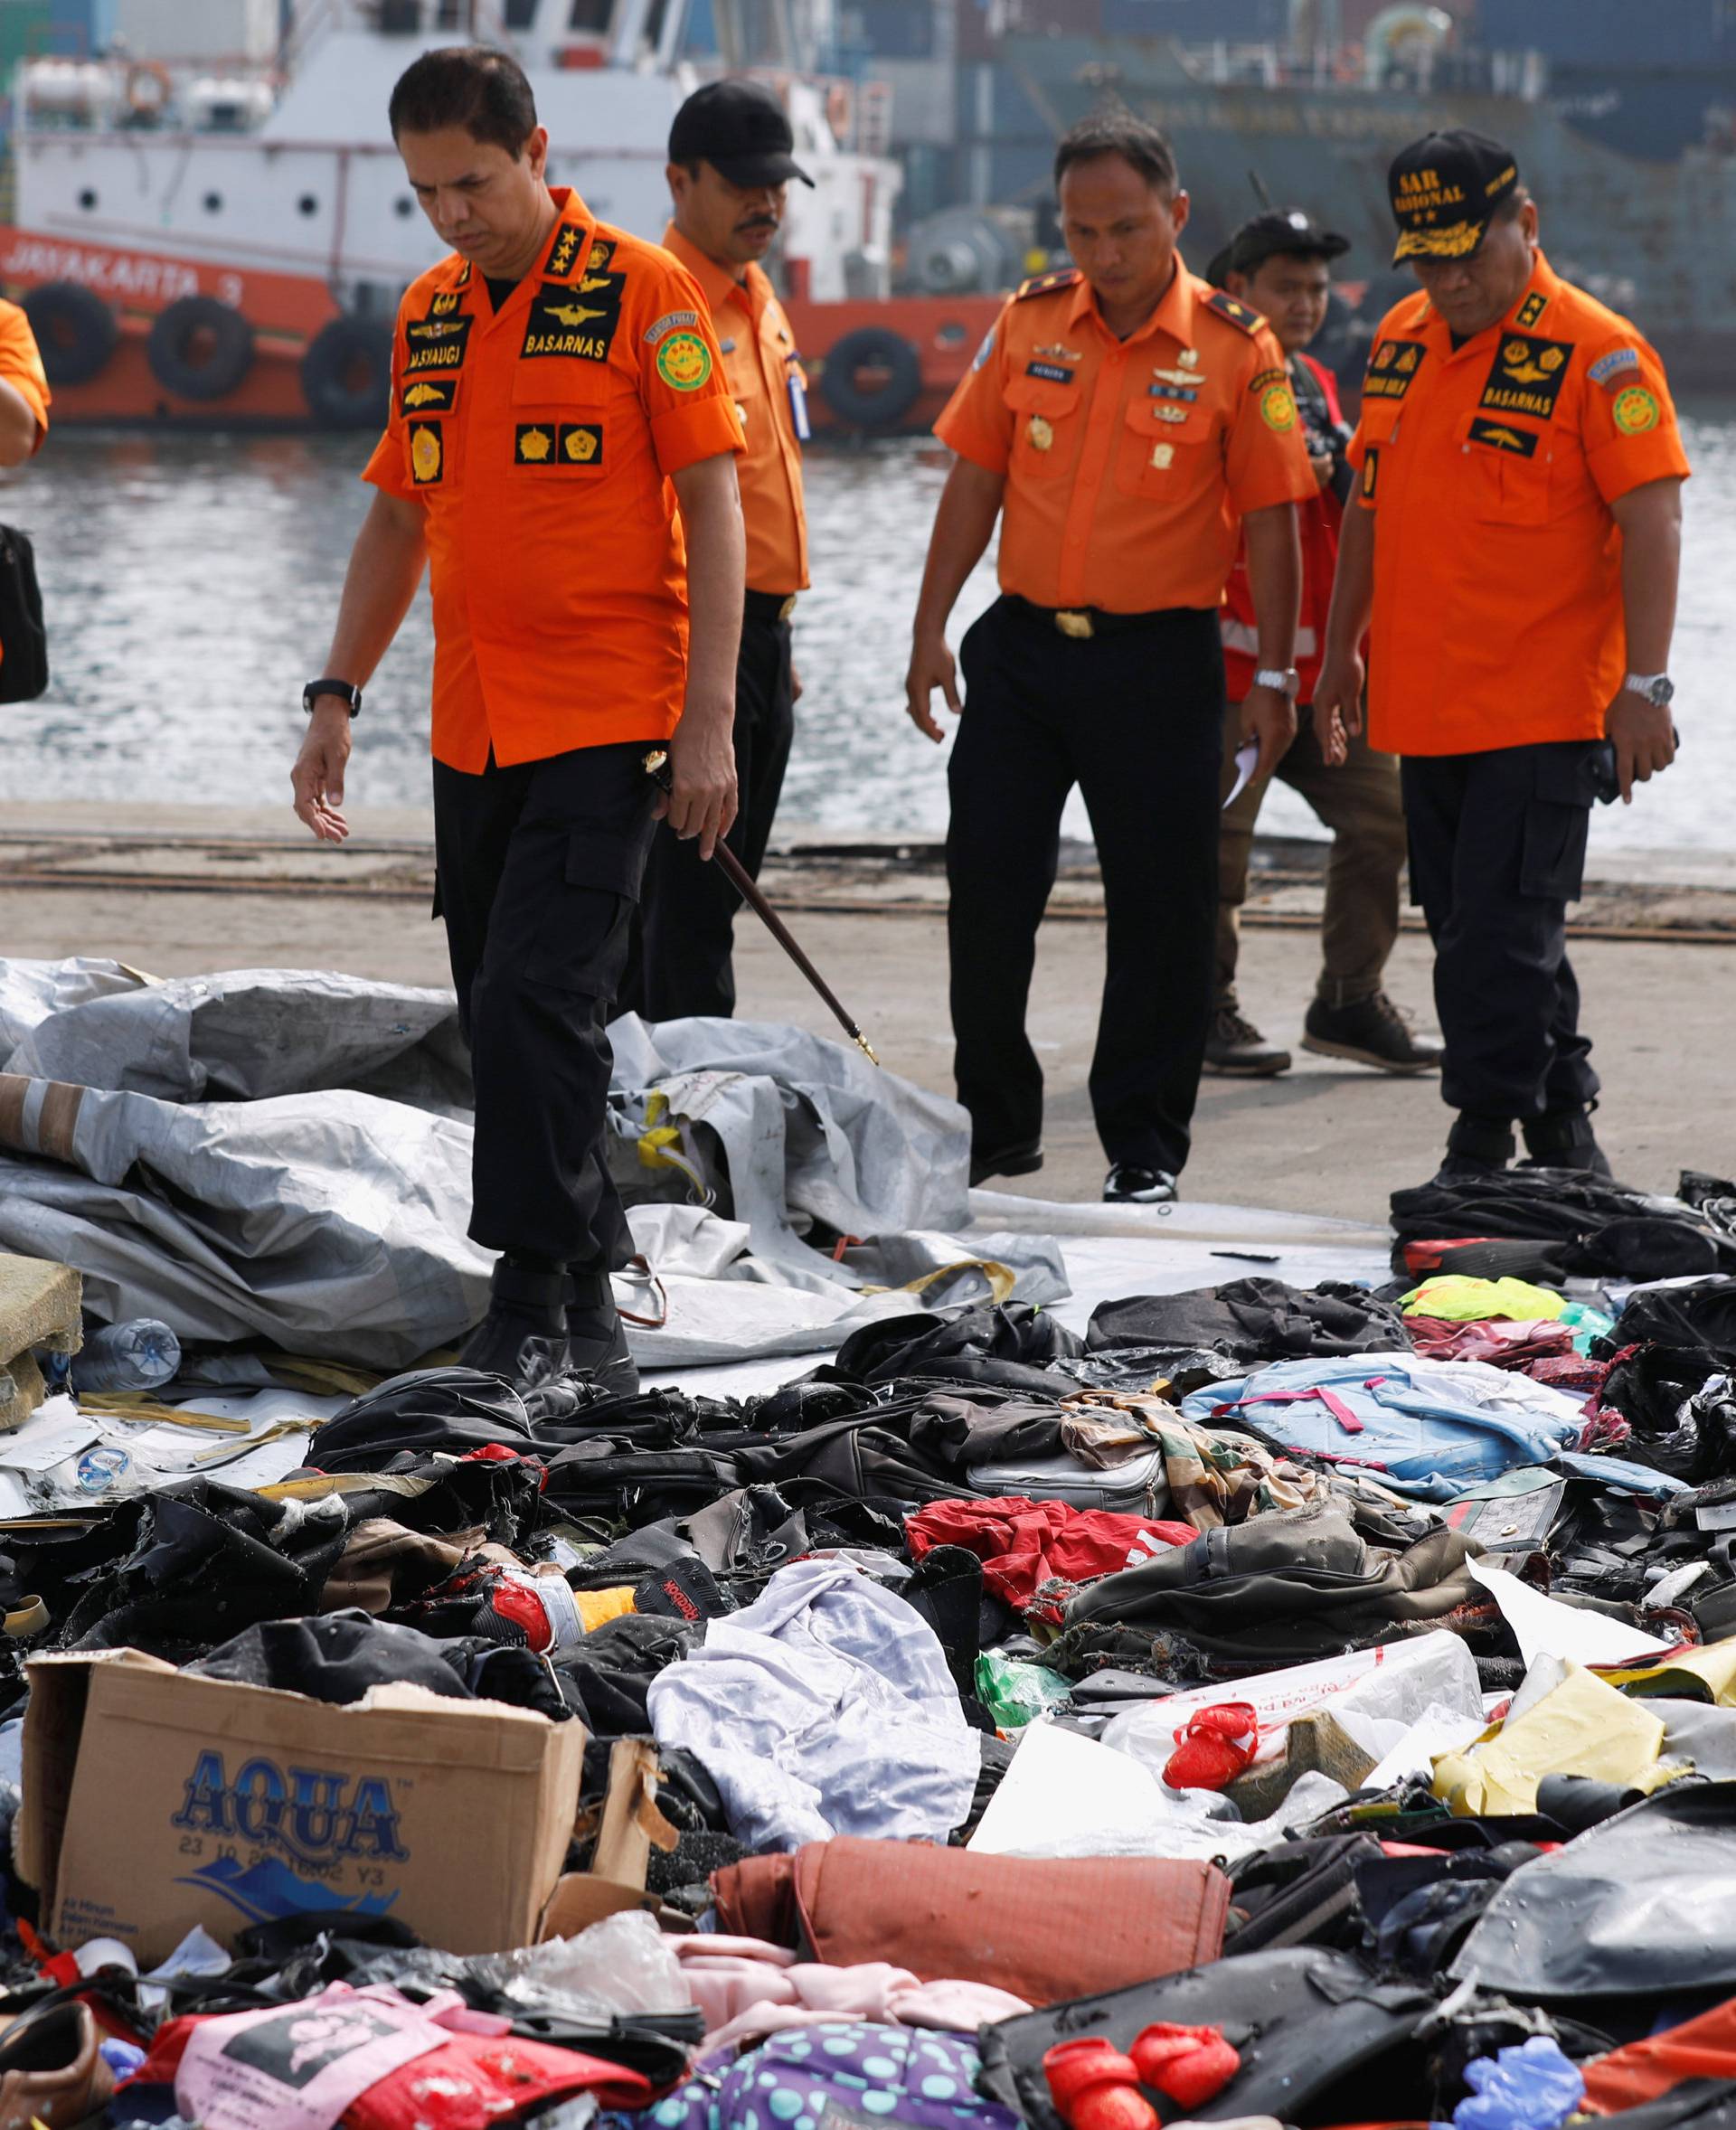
[1623,673,1675,708]
[303,678,363,718]
[1254,667,1302,698]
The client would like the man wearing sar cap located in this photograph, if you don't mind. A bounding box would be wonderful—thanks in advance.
[1315,130,1689,1187]
[621,80,815,1022]
[1206,209,1441,1082]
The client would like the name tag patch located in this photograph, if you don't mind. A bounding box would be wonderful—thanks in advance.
[1363,339,1426,401]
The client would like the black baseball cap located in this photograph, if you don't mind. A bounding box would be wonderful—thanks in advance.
[1389,128,1520,263]
[1205,209,1350,287]
[669,80,814,188]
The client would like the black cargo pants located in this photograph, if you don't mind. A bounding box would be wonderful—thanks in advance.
[619,593,796,1021]
[1401,740,1601,1124]
[947,595,1225,1178]
[432,739,659,1269]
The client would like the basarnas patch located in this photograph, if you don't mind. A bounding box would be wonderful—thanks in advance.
[1468,415,1539,457]
[1479,334,1574,419]
[409,419,443,485]
[521,276,623,362]
[656,330,713,391]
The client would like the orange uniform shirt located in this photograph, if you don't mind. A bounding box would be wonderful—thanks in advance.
[935,260,1314,615]
[1346,250,1690,758]
[363,188,742,773]
[662,224,807,598]
[0,302,49,448]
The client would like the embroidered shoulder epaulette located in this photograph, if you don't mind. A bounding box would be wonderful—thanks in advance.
[1014,266,1082,301]
[1203,288,1265,335]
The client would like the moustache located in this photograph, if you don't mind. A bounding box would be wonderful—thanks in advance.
[739,217,778,231]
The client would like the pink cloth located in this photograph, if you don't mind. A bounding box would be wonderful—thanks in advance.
[674,1935,1031,2052]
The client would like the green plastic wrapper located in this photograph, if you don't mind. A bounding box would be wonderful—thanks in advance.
[975,1652,1072,1729]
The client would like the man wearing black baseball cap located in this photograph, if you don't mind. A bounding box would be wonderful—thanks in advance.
[623,80,815,1021]
[1206,210,1441,1084]
[1315,129,1690,1187]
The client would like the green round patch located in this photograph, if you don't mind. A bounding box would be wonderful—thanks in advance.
[1260,382,1297,433]
[656,331,712,391]
[1613,384,1660,435]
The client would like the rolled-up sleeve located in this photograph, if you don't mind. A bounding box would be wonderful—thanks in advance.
[934,306,1015,475]
[637,260,743,476]
[1580,335,1691,504]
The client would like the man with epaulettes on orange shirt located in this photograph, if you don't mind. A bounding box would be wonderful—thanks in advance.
[1316,130,1689,1187]
[905,114,1314,1206]
[289,47,745,1397]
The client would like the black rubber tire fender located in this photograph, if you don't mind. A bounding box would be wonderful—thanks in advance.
[299,313,394,429]
[818,325,922,429]
[146,294,254,401]
[21,280,118,387]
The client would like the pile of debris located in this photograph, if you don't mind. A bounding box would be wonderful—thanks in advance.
[2,960,1736,2125]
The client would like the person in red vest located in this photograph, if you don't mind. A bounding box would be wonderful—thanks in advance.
[1208,212,1442,1080]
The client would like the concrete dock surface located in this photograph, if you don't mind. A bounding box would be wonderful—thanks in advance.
[3,804,1732,1221]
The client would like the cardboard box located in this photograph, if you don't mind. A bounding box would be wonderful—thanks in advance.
[538,1735,677,1940]
[16,1648,586,1964]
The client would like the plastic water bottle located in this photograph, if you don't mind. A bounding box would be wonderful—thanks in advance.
[72,1319,181,1394]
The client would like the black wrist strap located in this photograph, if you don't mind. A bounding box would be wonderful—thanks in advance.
[305,678,362,718]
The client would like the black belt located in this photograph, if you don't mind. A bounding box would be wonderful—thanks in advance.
[1009,595,1181,640]
[745,589,797,624]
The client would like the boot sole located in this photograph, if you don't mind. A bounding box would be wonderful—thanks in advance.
[1301,1034,1440,1075]
[1203,1056,1292,1079]
[970,1147,1044,1187]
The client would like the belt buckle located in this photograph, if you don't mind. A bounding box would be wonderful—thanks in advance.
[1054,608,1094,640]
[778,594,797,623]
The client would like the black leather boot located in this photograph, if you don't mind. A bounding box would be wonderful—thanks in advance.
[1522,1106,1614,1179]
[566,1266,639,1398]
[1433,1113,1515,1186]
[458,1258,571,1392]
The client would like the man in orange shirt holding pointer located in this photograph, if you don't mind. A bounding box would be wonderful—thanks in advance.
[290,47,744,1394]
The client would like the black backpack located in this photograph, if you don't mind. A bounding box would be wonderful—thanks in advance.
[0,523,46,702]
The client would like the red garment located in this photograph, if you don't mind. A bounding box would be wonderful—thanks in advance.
[1580,1993,1736,2111]
[905,1496,1193,1617]
[130,2003,650,2130]
[1220,347,1342,702]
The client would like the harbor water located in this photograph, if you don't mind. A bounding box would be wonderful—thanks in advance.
[1,411,1731,856]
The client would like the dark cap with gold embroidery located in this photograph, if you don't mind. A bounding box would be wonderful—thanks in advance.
[1388,129,1519,264]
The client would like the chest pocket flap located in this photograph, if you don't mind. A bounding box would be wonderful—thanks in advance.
[1459,410,1552,524]
[1005,371,1082,470]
